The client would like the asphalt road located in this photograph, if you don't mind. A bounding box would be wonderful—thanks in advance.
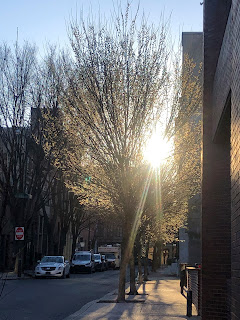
[0,270,120,320]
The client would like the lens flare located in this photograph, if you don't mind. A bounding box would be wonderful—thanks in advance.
[144,133,172,167]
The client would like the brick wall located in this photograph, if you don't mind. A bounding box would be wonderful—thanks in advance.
[202,1,232,319]
[231,1,240,318]
[212,11,232,139]
[204,0,240,319]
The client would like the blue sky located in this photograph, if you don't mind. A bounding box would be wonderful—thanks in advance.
[0,0,203,54]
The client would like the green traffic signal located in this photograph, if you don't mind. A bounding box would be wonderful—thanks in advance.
[85,176,91,183]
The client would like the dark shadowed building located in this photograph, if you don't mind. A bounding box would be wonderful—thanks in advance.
[178,32,202,267]
[203,0,240,319]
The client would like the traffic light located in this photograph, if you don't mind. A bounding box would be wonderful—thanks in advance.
[85,176,91,183]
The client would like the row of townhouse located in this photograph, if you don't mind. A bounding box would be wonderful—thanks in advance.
[0,108,123,272]
[0,108,76,271]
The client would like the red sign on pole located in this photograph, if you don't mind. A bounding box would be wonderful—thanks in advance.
[15,227,24,240]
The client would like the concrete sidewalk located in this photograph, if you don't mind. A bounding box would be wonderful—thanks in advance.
[0,270,34,280]
[64,269,201,320]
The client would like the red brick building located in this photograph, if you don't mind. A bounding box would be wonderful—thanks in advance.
[203,0,240,319]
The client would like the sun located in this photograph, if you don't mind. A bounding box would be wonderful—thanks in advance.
[144,133,172,167]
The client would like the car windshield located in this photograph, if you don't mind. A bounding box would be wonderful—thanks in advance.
[41,256,63,263]
[105,253,115,259]
[94,254,101,260]
[74,254,90,261]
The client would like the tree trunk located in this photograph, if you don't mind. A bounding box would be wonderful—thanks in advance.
[0,190,8,239]
[117,228,129,302]
[46,223,53,255]
[0,235,6,271]
[14,241,25,276]
[59,228,67,255]
[143,243,149,281]
[128,251,138,295]
[152,243,157,272]
[117,200,140,301]
[71,234,77,258]
[13,200,26,275]
[158,241,163,267]
[137,243,143,284]
[117,259,127,302]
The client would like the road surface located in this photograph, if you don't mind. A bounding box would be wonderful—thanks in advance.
[0,269,120,320]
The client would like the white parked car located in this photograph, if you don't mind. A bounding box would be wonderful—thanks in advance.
[35,256,70,278]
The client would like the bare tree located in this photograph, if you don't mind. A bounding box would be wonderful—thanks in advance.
[39,4,202,301]
[0,42,57,270]
[0,42,36,236]
[39,49,108,261]
[70,201,88,257]
[58,5,173,301]
[138,55,202,274]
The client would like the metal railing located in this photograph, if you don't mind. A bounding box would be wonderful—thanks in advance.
[180,264,201,317]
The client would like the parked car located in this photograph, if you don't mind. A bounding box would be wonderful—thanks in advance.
[94,253,104,271]
[71,251,95,273]
[35,256,70,278]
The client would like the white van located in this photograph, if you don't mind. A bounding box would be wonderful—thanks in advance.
[98,245,121,269]
[71,251,95,273]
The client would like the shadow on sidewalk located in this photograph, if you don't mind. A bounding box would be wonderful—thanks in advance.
[76,269,200,320]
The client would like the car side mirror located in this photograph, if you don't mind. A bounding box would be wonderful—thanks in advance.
[37,260,40,263]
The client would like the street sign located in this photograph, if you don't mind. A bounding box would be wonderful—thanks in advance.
[15,227,24,240]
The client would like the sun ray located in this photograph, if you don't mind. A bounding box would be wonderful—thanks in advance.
[129,165,154,245]
[123,165,154,264]
[155,166,163,221]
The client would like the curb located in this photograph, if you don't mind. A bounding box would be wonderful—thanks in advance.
[0,272,34,280]
[0,276,33,280]
[62,275,182,320]
[63,299,100,320]
[63,281,149,320]
[63,288,119,320]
